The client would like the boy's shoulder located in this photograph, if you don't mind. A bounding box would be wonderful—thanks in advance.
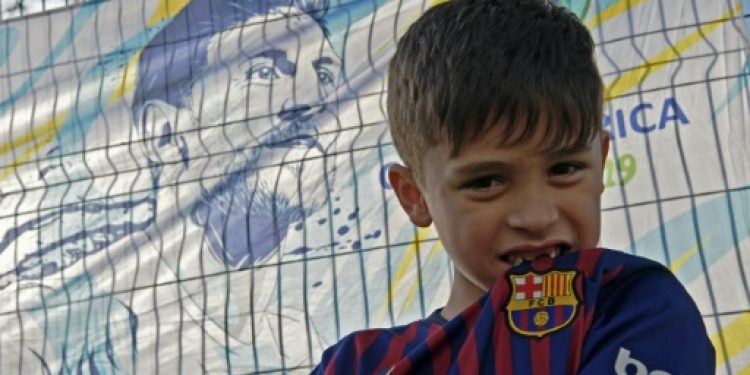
[314,249,714,374]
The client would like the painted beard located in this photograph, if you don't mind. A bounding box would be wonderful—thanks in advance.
[191,115,332,269]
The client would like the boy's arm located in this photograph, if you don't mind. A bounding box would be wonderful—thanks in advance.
[578,269,715,374]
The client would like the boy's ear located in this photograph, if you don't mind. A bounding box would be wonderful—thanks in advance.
[137,100,190,168]
[388,164,433,227]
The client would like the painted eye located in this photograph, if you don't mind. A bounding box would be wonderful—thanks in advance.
[317,68,334,86]
[246,64,280,84]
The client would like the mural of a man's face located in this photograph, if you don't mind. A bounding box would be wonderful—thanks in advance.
[141,7,341,268]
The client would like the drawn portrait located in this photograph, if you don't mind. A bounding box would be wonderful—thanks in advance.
[0,0,347,372]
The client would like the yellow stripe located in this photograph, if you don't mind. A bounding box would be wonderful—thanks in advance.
[0,126,56,180]
[669,236,711,273]
[605,4,740,99]
[107,51,144,106]
[712,312,750,368]
[559,275,564,296]
[554,275,559,296]
[108,0,190,105]
[401,239,443,312]
[0,112,67,180]
[738,364,750,375]
[377,227,432,322]
[585,0,648,30]
[0,112,67,156]
[146,0,190,26]
[110,0,190,103]
[548,274,555,297]
[1,0,190,180]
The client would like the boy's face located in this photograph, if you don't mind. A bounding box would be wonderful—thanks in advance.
[389,117,609,300]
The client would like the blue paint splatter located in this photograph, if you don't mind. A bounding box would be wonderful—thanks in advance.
[294,222,304,231]
[348,208,359,220]
[333,208,341,215]
[352,240,361,251]
[337,225,349,235]
[371,229,382,239]
[313,281,323,287]
[158,122,172,146]
[290,246,312,255]
[318,218,327,225]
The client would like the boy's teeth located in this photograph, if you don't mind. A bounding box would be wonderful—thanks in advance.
[550,247,560,259]
[505,245,565,265]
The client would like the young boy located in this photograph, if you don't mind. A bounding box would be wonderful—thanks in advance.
[314,0,715,373]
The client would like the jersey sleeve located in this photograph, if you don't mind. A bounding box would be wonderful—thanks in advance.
[310,335,352,375]
[578,268,715,374]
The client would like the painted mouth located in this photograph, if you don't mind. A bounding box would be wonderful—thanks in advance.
[498,242,574,267]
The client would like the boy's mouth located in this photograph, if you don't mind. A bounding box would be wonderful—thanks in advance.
[498,243,574,267]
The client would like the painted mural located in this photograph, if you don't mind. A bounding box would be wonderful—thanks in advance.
[0,0,748,373]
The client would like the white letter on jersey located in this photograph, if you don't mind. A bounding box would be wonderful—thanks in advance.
[615,347,671,375]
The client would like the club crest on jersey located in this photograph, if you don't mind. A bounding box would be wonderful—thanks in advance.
[505,270,580,338]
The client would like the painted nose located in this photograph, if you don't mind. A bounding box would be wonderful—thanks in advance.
[506,188,559,236]
[278,104,314,122]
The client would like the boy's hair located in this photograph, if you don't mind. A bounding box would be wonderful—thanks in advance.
[387,0,603,177]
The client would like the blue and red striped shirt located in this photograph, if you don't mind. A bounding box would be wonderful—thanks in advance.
[313,248,714,374]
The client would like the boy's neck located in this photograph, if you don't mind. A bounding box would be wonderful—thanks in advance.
[440,266,488,320]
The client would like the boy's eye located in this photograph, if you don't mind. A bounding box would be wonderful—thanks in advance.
[549,162,583,177]
[465,176,504,191]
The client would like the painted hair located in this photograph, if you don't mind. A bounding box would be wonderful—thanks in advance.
[132,0,330,120]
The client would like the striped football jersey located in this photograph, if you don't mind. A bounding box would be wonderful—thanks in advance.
[312,248,714,374]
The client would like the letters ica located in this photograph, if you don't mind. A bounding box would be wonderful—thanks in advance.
[603,97,689,140]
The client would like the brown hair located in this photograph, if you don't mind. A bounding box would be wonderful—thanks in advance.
[387,0,603,177]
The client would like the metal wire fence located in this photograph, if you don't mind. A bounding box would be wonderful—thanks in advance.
[0,0,747,373]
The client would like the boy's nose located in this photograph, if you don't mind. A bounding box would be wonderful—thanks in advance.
[506,189,559,236]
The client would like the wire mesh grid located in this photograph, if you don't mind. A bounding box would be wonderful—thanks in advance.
[0,0,747,373]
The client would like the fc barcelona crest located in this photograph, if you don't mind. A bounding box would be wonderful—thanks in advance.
[505,270,580,338]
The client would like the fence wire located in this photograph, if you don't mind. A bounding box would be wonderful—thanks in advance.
[0,0,748,373]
